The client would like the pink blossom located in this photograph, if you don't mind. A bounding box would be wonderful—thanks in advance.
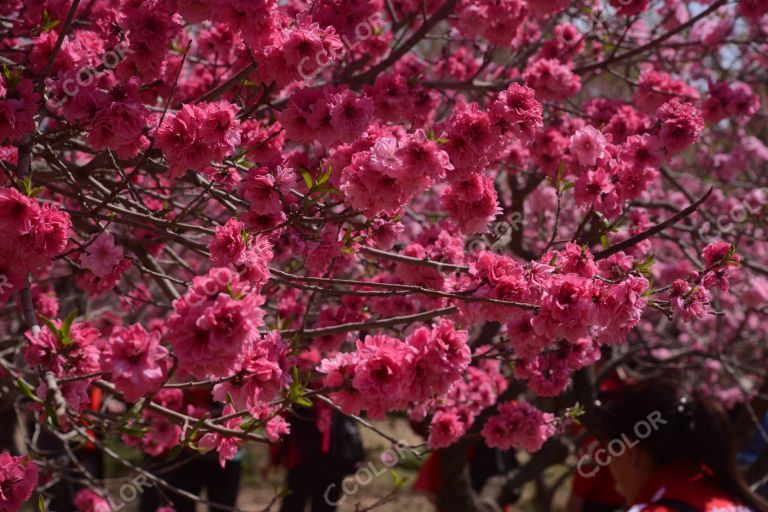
[0,187,38,234]
[454,0,528,47]
[531,275,592,342]
[0,78,39,144]
[351,333,416,417]
[74,489,111,512]
[569,126,607,167]
[523,59,581,101]
[395,129,454,184]
[329,89,373,143]
[620,134,662,171]
[428,411,466,449]
[80,233,124,278]
[558,242,598,278]
[481,400,556,452]
[156,101,241,178]
[702,241,739,269]
[407,321,471,401]
[442,174,501,234]
[656,99,704,154]
[0,452,38,512]
[198,404,243,467]
[488,83,543,145]
[167,268,265,378]
[574,168,621,218]
[86,101,149,160]
[441,106,498,177]
[210,218,248,266]
[633,69,699,113]
[609,0,649,16]
[669,279,711,321]
[102,324,171,402]
[212,332,289,414]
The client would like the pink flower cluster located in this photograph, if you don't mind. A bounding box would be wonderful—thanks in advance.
[24,320,101,412]
[156,101,241,179]
[523,59,581,101]
[340,131,453,217]
[239,166,296,232]
[436,85,542,232]
[441,173,501,234]
[212,331,290,416]
[633,69,700,113]
[454,0,528,47]
[319,320,470,419]
[251,15,343,86]
[209,218,273,290]
[0,76,39,144]
[79,233,126,279]
[702,81,761,125]
[121,389,183,457]
[74,489,111,512]
[84,80,150,160]
[0,188,71,301]
[0,453,38,512]
[418,354,508,449]
[657,99,704,154]
[167,267,265,379]
[481,400,557,452]
[198,404,243,468]
[457,246,648,395]
[101,323,171,402]
[279,86,373,146]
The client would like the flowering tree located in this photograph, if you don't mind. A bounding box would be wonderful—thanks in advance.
[0,0,767,510]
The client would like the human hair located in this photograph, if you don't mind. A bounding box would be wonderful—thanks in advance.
[594,379,768,512]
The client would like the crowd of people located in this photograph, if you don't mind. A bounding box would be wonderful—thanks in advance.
[3,372,768,511]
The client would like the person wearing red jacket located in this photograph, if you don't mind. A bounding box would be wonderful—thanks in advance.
[594,379,768,512]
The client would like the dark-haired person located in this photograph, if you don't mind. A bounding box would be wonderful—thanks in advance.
[594,379,768,512]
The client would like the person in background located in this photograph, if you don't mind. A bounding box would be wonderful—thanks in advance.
[140,388,242,512]
[37,386,105,511]
[273,402,364,512]
[412,437,521,509]
[568,355,626,512]
[568,436,625,512]
[737,412,768,497]
[594,379,768,512]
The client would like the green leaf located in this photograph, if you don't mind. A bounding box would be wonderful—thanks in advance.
[548,253,558,266]
[39,9,60,32]
[561,181,574,191]
[286,369,313,407]
[125,399,145,420]
[165,444,183,462]
[17,378,42,403]
[38,316,61,341]
[390,470,410,489]
[59,310,78,346]
[317,164,332,186]
[38,495,45,512]
[40,18,60,32]
[184,414,208,443]
[239,417,257,431]
[19,176,35,197]
[118,425,149,438]
[298,168,313,190]
[43,402,61,429]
